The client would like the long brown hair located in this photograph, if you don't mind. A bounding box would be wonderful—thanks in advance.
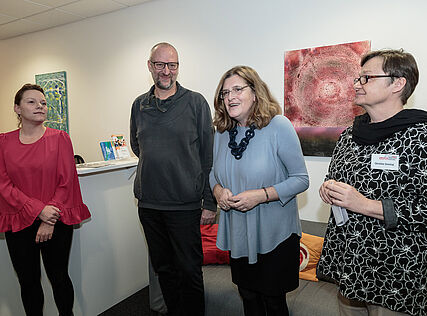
[213,66,281,133]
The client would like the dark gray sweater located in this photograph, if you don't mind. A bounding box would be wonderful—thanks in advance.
[130,82,216,211]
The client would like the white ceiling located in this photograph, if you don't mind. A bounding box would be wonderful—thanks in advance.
[0,0,152,40]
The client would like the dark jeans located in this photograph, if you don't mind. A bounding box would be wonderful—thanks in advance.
[139,207,204,316]
[5,221,74,316]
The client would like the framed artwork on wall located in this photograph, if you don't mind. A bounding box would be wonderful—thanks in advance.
[284,40,371,156]
[35,71,69,133]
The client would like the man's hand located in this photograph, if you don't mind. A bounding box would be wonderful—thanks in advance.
[200,209,216,225]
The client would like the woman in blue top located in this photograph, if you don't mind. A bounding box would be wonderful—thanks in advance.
[209,66,309,316]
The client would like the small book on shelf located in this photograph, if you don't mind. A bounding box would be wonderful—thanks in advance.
[100,141,116,161]
[111,134,131,159]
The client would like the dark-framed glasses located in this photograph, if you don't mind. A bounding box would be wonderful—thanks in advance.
[354,75,397,85]
[150,61,179,70]
[219,85,250,99]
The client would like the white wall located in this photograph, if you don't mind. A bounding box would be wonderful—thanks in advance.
[1,0,427,314]
[1,0,427,222]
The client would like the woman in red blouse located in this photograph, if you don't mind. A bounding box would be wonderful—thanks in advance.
[0,84,91,315]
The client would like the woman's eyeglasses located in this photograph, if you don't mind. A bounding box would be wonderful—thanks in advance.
[354,75,397,85]
[219,85,250,99]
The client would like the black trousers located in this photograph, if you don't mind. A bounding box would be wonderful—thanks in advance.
[5,221,74,316]
[238,287,289,316]
[139,207,205,316]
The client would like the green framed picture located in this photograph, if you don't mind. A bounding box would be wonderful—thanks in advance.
[35,71,69,133]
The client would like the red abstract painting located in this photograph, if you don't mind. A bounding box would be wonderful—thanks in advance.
[284,41,370,156]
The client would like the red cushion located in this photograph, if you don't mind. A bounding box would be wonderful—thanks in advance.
[200,224,230,265]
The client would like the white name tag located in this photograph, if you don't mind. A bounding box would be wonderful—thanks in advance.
[371,154,399,171]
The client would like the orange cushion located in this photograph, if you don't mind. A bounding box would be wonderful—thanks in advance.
[299,232,324,281]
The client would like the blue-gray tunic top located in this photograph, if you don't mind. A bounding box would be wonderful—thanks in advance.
[209,115,309,263]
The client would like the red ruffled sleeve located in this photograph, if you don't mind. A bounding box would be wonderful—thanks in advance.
[46,131,91,225]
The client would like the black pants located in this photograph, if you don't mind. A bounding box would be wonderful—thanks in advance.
[238,287,288,316]
[139,207,204,316]
[5,221,74,316]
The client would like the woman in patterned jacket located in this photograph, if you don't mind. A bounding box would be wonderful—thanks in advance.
[318,49,427,316]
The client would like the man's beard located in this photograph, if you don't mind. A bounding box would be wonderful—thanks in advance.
[155,75,175,90]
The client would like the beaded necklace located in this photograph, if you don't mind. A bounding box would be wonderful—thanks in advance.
[228,124,256,160]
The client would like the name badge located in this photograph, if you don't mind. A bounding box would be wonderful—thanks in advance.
[371,154,399,171]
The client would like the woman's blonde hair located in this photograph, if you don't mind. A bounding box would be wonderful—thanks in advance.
[213,65,281,133]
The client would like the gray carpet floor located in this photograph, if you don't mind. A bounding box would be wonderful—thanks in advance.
[98,286,161,316]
